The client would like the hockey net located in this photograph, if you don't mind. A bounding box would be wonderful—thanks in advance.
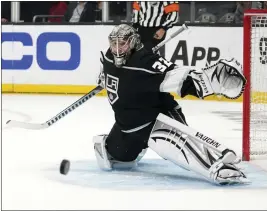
[243,10,267,161]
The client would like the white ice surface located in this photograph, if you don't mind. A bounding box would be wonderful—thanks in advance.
[2,94,267,210]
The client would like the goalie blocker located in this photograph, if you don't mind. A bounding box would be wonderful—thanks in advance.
[94,24,248,185]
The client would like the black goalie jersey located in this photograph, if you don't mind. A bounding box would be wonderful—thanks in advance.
[101,47,179,131]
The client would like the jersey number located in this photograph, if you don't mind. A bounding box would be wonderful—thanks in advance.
[152,58,173,72]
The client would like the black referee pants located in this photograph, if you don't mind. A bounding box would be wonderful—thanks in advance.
[136,26,167,55]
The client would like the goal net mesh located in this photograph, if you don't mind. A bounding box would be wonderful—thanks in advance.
[248,13,267,160]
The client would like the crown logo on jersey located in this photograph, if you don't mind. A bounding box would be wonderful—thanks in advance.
[106,74,119,105]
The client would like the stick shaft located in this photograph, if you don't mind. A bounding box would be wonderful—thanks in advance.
[46,85,103,126]
[152,24,188,52]
[6,85,104,129]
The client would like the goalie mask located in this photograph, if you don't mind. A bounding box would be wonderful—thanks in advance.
[108,24,143,67]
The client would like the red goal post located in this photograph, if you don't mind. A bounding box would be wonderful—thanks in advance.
[243,9,267,161]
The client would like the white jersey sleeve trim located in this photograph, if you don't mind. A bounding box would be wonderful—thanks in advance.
[159,66,190,96]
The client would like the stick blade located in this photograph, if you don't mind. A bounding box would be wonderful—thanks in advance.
[6,120,48,130]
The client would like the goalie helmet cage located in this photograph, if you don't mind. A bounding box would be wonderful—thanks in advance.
[243,9,267,161]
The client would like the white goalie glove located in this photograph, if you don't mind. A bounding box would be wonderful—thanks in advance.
[190,58,247,99]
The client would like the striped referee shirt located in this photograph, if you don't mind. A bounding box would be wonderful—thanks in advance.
[132,1,179,30]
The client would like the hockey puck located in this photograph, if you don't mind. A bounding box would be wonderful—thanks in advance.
[60,159,70,175]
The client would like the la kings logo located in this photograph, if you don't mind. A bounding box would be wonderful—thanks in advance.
[106,74,119,105]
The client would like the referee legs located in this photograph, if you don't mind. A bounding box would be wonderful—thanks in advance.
[137,26,166,56]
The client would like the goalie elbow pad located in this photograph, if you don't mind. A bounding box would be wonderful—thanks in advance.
[189,58,247,99]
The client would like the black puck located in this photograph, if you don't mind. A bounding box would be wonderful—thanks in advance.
[60,159,70,175]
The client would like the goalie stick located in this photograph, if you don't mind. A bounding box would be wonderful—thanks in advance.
[6,85,104,130]
[6,24,188,130]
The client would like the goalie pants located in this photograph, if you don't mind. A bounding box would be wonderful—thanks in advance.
[105,107,187,162]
